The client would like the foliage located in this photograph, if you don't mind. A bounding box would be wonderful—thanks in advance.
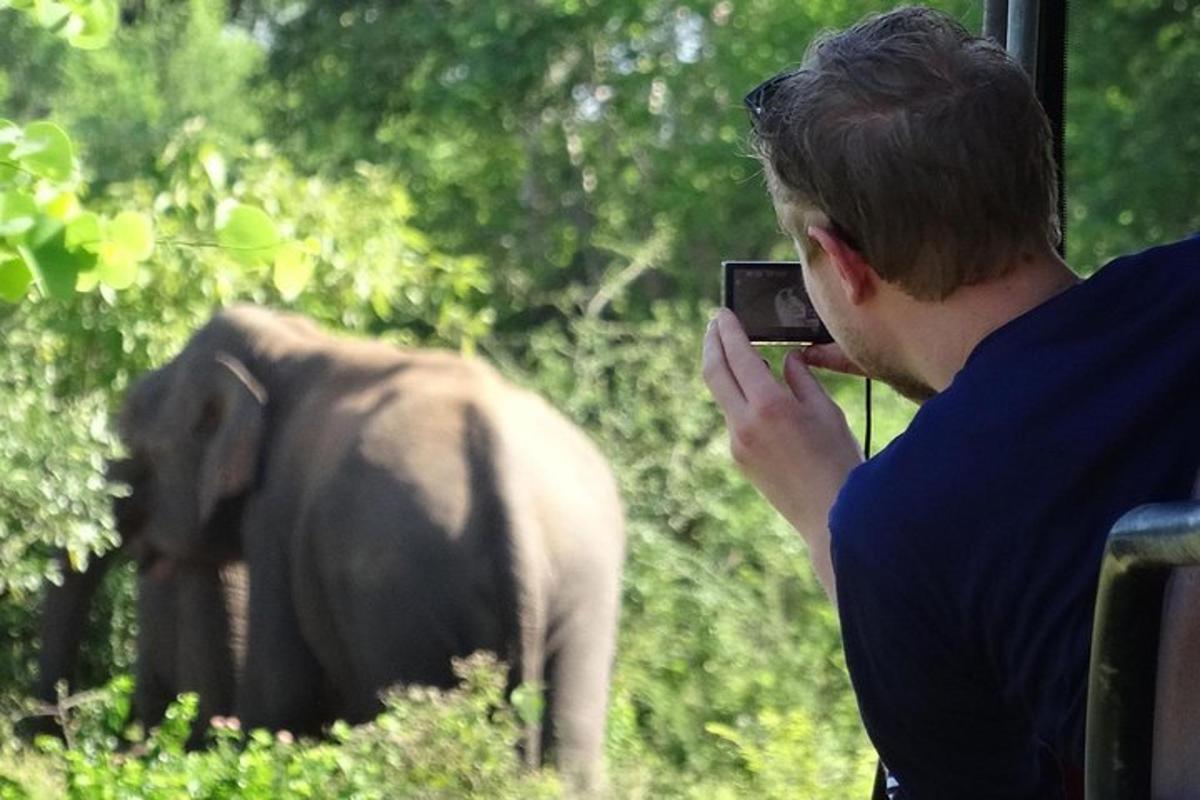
[0,0,1196,796]
[0,117,158,302]
[1,655,563,799]
[259,0,983,320]
[1065,0,1200,270]
[0,338,118,596]
[0,0,287,305]
[0,0,118,51]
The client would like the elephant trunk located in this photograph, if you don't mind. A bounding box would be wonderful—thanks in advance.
[22,456,154,738]
[23,547,123,739]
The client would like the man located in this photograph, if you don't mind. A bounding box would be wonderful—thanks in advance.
[702,6,1200,798]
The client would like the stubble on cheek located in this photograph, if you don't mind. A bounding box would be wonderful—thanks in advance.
[836,326,937,405]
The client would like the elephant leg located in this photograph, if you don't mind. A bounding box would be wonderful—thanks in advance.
[135,569,178,729]
[512,580,547,771]
[236,519,324,735]
[543,581,621,794]
[293,467,476,725]
[173,562,237,747]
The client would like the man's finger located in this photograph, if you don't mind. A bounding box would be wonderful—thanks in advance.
[714,309,777,399]
[800,343,865,376]
[783,349,833,406]
[702,316,746,411]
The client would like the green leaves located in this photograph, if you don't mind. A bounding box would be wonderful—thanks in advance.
[272,238,317,300]
[0,115,294,302]
[0,208,155,302]
[0,191,37,237]
[0,254,33,302]
[96,212,154,289]
[3,0,119,50]
[63,211,101,252]
[214,200,320,298]
[20,219,98,300]
[64,0,120,50]
[509,682,545,728]
[9,122,74,181]
[5,655,563,799]
[0,120,84,302]
[216,202,280,267]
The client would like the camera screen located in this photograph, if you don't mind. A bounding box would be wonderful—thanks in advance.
[722,261,833,345]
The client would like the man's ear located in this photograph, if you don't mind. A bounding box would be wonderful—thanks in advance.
[807,225,875,306]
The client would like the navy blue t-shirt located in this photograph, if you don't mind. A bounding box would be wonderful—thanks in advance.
[830,234,1200,799]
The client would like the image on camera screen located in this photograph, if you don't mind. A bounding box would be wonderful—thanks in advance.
[724,262,832,344]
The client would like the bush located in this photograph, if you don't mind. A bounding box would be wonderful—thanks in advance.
[3,655,561,800]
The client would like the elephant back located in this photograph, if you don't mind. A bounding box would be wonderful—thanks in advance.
[487,377,626,576]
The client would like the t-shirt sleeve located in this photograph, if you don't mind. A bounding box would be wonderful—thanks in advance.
[831,487,1065,800]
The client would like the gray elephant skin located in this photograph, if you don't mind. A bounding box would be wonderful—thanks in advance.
[117,304,626,787]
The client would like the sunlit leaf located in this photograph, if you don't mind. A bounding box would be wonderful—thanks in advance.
[43,191,80,221]
[216,203,279,266]
[21,218,97,299]
[199,145,227,190]
[32,0,70,29]
[509,682,545,727]
[11,122,73,181]
[74,267,100,292]
[0,191,37,237]
[0,119,19,150]
[67,0,119,49]
[108,211,155,262]
[272,241,313,300]
[0,120,18,182]
[65,211,102,252]
[97,252,137,289]
[0,256,33,302]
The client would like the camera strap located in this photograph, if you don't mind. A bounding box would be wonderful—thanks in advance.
[864,378,873,459]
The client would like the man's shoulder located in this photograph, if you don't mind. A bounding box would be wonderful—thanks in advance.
[831,231,1200,583]
[1104,231,1200,273]
[830,405,980,566]
[1079,231,1200,302]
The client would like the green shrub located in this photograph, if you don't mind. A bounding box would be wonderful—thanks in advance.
[3,655,561,800]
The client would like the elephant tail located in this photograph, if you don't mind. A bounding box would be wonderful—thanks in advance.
[462,401,547,768]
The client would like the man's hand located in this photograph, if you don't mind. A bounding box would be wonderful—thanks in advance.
[799,342,865,376]
[702,309,863,601]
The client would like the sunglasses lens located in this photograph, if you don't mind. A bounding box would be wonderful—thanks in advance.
[743,70,794,119]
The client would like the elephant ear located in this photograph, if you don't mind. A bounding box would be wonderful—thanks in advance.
[197,353,267,525]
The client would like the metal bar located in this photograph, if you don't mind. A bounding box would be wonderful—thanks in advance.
[1035,0,1068,256]
[984,0,1010,47]
[1007,0,1040,78]
[1085,502,1200,800]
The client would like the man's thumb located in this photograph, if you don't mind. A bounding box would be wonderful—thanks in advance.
[801,344,866,376]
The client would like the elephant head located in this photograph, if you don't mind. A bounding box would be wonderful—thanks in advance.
[117,343,268,562]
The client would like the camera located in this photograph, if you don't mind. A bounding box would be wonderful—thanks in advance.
[721,261,833,345]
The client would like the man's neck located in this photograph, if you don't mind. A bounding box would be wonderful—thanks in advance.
[894,252,1081,393]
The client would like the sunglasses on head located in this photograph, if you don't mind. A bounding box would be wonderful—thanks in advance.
[742,68,863,253]
[743,68,801,122]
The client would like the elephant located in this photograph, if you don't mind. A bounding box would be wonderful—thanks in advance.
[28,456,248,748]
[116,304,626,789]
